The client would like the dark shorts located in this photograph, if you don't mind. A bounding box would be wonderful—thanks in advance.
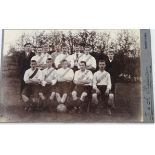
[92,85,107,99]
[73,85,92,96]
[40,84,55,97]
[92,85,110,108]
[22,84,41,98]
[55,81,72,95]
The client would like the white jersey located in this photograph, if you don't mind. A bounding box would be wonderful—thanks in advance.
[69,52,83,67]
[43,53,52,61]
[56,68,74,82]
[74,69,93,86]
[31,53,47,65]
[41,67,57,86]
[24,68,43,83]
[78,54,96,69]
[54,53,74,68]
[93,70,111,90]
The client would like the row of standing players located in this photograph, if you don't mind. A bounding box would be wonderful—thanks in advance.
[19,43,119,115]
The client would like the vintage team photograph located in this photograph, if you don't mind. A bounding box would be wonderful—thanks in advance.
[0,29,142,122]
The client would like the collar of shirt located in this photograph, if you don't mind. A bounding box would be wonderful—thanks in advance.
[62,53,68,56]
[109,59,113,62]
[80,69,88,74]
[61,67,69,70]
[74,52,81,55]
[37,53,44,57]
[30,68,37,72]
[99,70,106,74]
[44,53,48,56]
[84,53,91,57]
[46,67,53,70]
[26,52,29,56]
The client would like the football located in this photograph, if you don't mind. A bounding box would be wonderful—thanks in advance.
[56,104,67,113]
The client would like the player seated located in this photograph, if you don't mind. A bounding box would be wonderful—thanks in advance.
[91,60,112,115]
[55,59,74,110]
[21,60,43,112]
[38,58,57,111]
[71,61,93,113]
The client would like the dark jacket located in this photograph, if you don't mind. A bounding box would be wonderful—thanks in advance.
[18,51,35,77]
[106,58,120,82]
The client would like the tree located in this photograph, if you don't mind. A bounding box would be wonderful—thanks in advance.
[116,30,139,57]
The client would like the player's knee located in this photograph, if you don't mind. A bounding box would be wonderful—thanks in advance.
[61,95,67,103]
[38,92,43,96]
[108,93,114,105]
[50,92,55,100]
[51,92,56,96]
[81,92,87,97]
[72,91,77,99]
[39,92,45,99]
[109,93,114,99]
[56,93,60,97]
[22,94,29,102]
[92,93,97,99]
[72,91,77,96]
[63,93,67,97]
[92,93,98,104]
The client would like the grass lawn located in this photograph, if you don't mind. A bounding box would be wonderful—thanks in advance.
[0,77,142,123]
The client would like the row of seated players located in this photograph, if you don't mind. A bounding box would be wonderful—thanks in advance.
[22,58,114,115]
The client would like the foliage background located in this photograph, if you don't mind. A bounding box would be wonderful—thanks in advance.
[2,29,141,82]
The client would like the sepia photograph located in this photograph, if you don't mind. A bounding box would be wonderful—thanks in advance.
[1,1,155,155]
[0,29,144,122]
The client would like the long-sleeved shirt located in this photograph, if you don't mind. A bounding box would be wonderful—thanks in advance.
[51,52,62,61]
[41,67,57,86]
[93,70,111,90]
[78,54,96,69]
[44,53,52,60]
[69,52,83,67]
[31,53,51,65]
[24,68,43,84]
[56,68,74,82]
[54,53,74,68]
[74,69,93,86]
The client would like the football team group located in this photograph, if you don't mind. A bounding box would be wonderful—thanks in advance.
[19,42,119,115]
